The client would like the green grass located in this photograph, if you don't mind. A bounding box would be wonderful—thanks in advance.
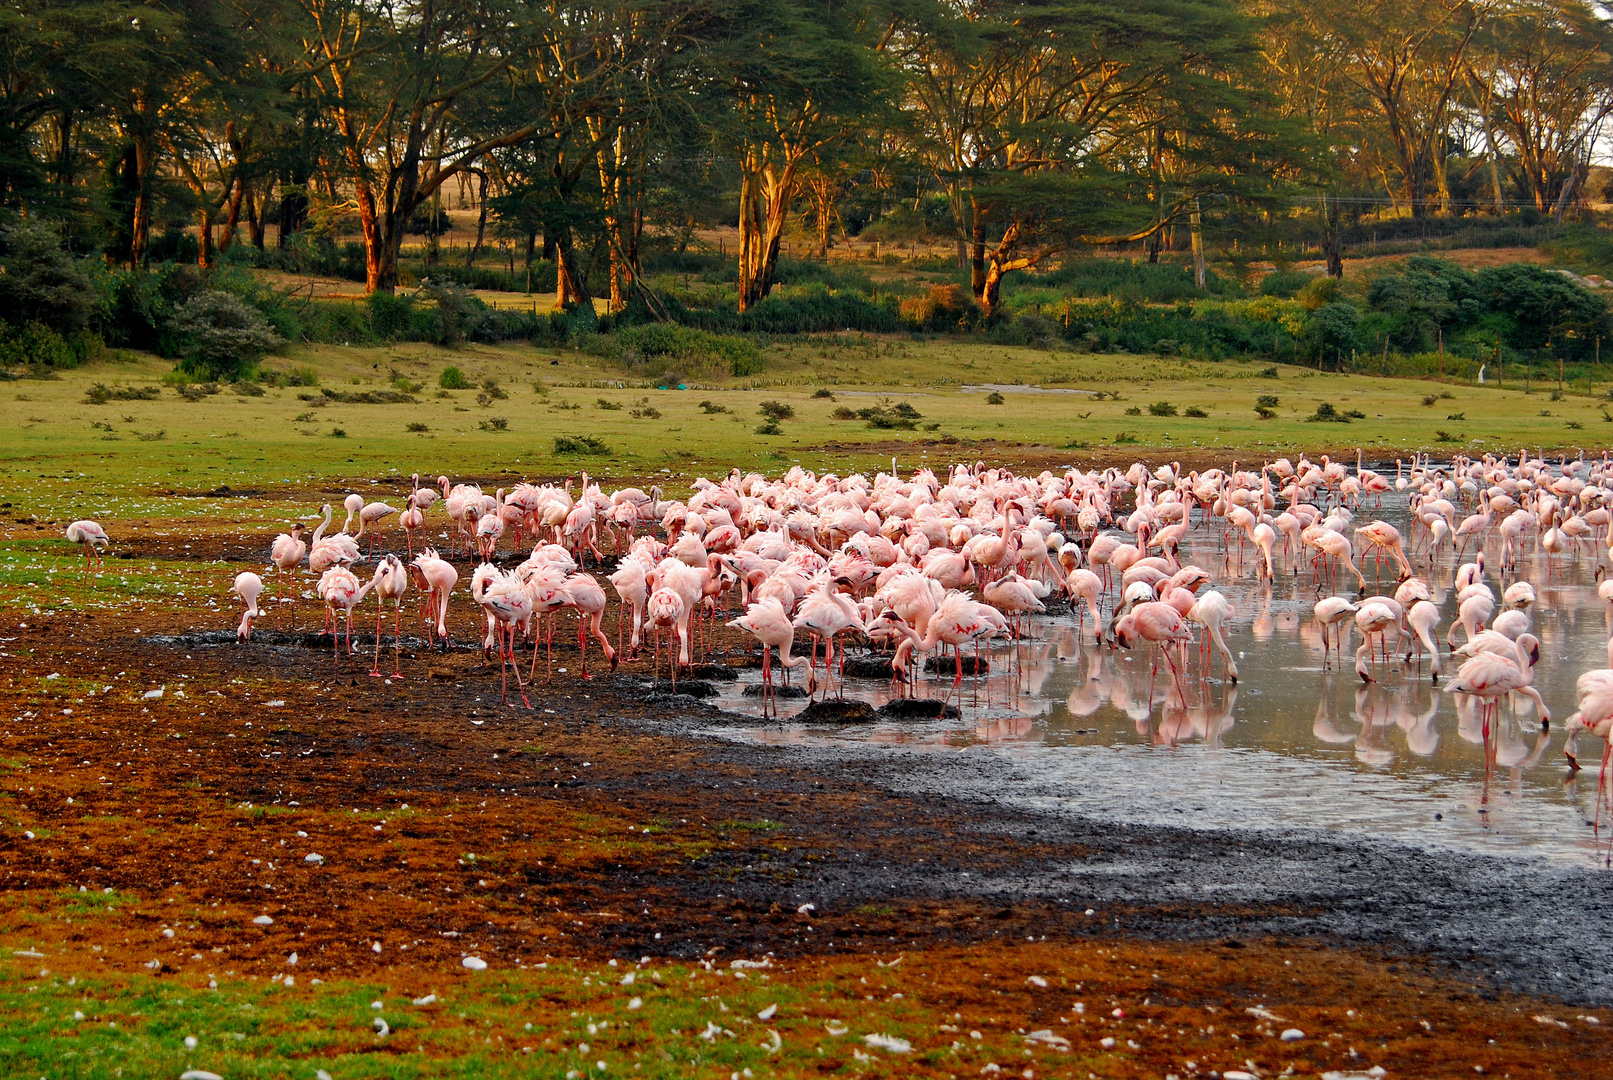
[0,955,1060,1079]
[3,338,1609,524]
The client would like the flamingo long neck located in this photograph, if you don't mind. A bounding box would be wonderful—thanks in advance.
[311,505,332,544]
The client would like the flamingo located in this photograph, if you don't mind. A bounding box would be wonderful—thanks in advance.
[233,571,264,642]
[728,598,815,714]
[793,580,868,697]
[269,523,307,621]
[561,573,618,678]
[1446,650,1551,738]
[368,554,408,678]
[1404,599,1442,681]
[408,549,457,650]
[399,504,425,556]
[1354,521,1414,580]
[1313,597,1358,670]
[1187,590,1237,683]
[1112,600,1195,699]
[354,501,399,558]
[646,587,687,691]
[65,520,109,569]
[317,567,376,670]
[477,569,533,708]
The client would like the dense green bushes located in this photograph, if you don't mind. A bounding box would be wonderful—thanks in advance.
[579,322,764,381]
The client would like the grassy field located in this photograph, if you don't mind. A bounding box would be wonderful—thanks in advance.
[3,337,1610,522]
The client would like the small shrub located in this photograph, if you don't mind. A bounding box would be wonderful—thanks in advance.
[1254,405,1277,419]
[1550,389,1564,401]
[1255,394,1279,409]
[1567,420,1584,430]
[480,378,508,400]
[406,421,429,432]
[812,388,835,399]
[1113,430,1137,443]
[137,429,165,441]
[84,383,160,404]
[1435,429,1462,442]
[755,418,783,435]
[832,406,856,419]
[1183,405,1208,418]
[531,380,550,396]
[1344,408,1366,418]
[176,382,221,401]
[479,417,509,431]
[1439,390,1455,400]
[758,400,794,421]
[1259,366,1279,378]
[1447,412,1466,421]
[1147,401,1178,416]
[439,366,470,390]
[231,379,265,397]
[392,376,423,394]
[631,406,661,419]
[699,400,730,414]
[1308,402,1350,423]
[597,398,623,410]
[985,391,1005,405]
[1125,405,1142,415]
[1539,408,1553,417]
[553,434,609,455]
[330,427,348,438]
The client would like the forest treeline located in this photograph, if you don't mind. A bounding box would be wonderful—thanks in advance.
[2,0,1613,381]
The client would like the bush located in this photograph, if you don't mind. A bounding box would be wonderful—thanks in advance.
[1259,269,1312,299]
[0,321,97,369]
[84,382,159,403]
[439,366,470,389]
[898,283,979,331]
[1183,405,1208,418]
[758,400,794,420]
[755,418,782,435]
[985,391,1005,404]
[585,322,764,380]
[0,219,95,330]
[554,434,610,455]
[1147,401,1178,416]
[406,421,429,432]
[169,290,283,380]
[1302,302,1361,365]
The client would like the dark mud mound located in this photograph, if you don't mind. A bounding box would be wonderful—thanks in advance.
[741,683,809,699]
[796,699,877,724]
[878,698,961,719]
[841,655,894,679]
[925,654,988,675]
[683,663,738,681]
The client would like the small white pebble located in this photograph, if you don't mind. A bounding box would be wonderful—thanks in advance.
[627,997,642,1010]
[1281,1028,1305,1041]
[304,853,323,864]
[1099,1036,1116,1049]
[183,1035,197,1049]
[252,915,273,926]
[462,956,488,971]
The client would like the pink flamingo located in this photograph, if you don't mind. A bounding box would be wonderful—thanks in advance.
[728,598,815,714]
[1565,690,1613,864]
[233,571,263,642]
[646,587,687,691]
[269,523,307,622]
[354,501,399,559]
[368,554,408,678]
[477,570,533,708]
[408,548,457,650]
[793,580,867,698]
[890,591,1005,711]
[1446,650,1550,739]
[1354,521,1414,580]
[398,504,425,556]
[65,520,109,570]
[317,567,376,670]
[609,557,650,658]
[1111,600,1194,700]
[1186,590,1237,683]
[561,573,618,678]
[1404,599,1442,681]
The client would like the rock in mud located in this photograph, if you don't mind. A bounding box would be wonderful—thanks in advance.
[841,655,894,679]
[796,699,877,724]
[877,698,960,719]
[741,683,808,698]
[682,663,738,681]
[925,654,988,675]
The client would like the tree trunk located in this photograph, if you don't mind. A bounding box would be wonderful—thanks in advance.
[1190,199,1206,289]
[246,179,266,249]
[968,194,987,299]
[198,206,214,268]
[130,129,154,267]
[278,182,308,248]
[466,172,488,269]
[1320,194,1344,279]
[219,175,244,253]
[737,158,797,312]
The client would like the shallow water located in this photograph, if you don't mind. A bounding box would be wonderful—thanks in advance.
[701,492,1613,867]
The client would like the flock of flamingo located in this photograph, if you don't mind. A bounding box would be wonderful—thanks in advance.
[62,452,1613,824]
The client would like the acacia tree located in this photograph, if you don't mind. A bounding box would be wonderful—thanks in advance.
[300,0,549,293]
[711,0,889,311]
[1477,0,1613,213]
